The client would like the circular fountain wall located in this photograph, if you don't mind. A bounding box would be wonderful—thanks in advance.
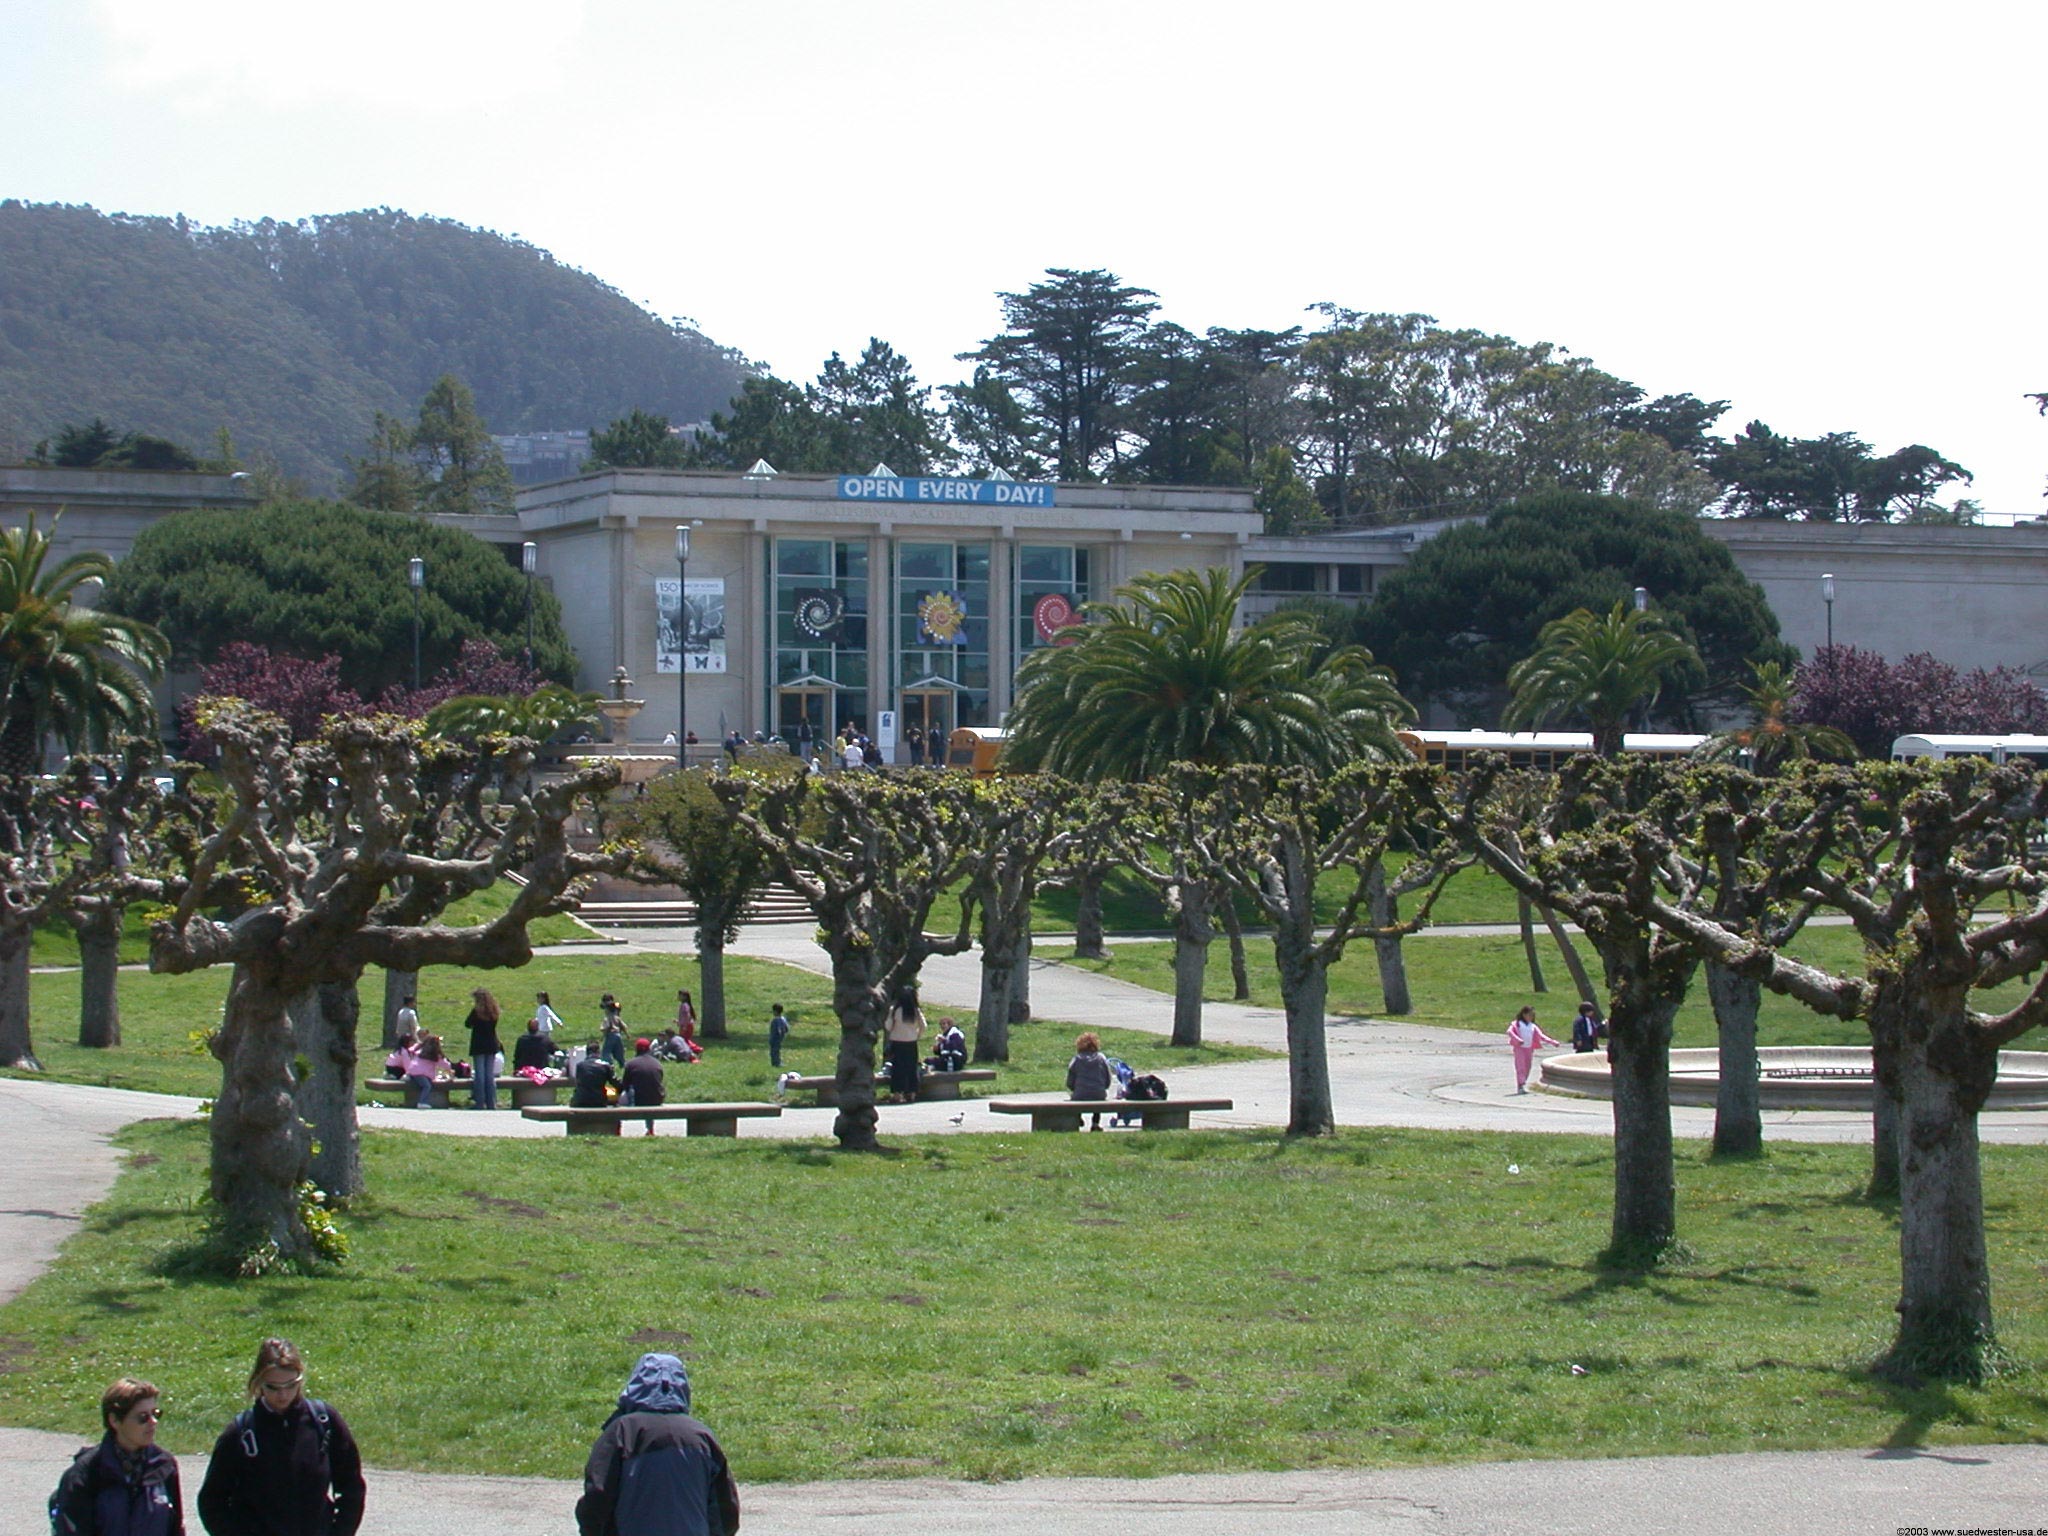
[1540,1046,2048,1110]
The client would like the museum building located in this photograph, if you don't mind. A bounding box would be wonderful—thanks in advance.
[499,466,1261,751]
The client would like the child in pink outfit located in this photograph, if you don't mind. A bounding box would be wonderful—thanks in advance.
[1505,1007,1560,1094]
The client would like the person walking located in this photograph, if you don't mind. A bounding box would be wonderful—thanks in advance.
[196,1338,364,1536]
[50,1376,184,1536]
[622,1038,665,1137]
[882,985,924,1103]
[1570,1000,1606,1054]
[576,1353,739,1536]
[1066,1030,1115,1130]
[464,988,504,1110]
[600,995,628,1070]
[533,991,564,1040]
[1506,1006,1561,1094]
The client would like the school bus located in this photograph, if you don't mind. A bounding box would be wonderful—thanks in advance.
[945,727,1009,777]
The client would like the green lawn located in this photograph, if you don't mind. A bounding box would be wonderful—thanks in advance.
[0,1121,2041,1482]
[28,879,595,968]
[6,951,1265,1101]
[1060,924,2041,1051]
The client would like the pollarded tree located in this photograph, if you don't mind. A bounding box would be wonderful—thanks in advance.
[960,775,1085,1061]
[1503,602,1700,757]
[710,770,981,1151]
[1204,762,1457,1135]
[625,762,790,1039]
[152,703,624,1263]
[1636,758,2048,1381]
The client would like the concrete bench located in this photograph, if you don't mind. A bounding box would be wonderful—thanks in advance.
[364,1076,568,1109]
[786,1069,997,1106]
[986,1096,1233,1132]
[519,1102,783,1137]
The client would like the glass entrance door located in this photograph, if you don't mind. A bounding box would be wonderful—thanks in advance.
[777,686,833,756]
[900,688,954,765]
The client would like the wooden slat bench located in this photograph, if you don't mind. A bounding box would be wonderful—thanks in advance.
[520,1103,783,1137]
[785,1070,997,1106]
[364,1077,569,1109]
[986,1096,1233,1132]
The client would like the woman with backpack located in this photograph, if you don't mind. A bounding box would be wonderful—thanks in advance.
[49,1375,183,1535]
[196,1338,364,1536]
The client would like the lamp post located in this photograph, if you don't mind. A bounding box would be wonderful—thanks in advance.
[1633,585,1648,614]
[675,524,690,769]
[1821,572,1835,653]
[521,541,538,677]
[407,556,424,691]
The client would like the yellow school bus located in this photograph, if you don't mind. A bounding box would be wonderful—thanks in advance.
[945,727,1009,777]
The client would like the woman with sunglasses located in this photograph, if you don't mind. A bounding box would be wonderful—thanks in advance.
[50,1376,183,1535]
[197,1339,364,1536]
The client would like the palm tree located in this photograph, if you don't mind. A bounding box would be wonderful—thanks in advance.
[1698,661,1857,773]
[1005,566,1413,780]
[423,683,599,744]
[0,516,167,776]
[0,515,167,1067]
[1502,602,1698,757]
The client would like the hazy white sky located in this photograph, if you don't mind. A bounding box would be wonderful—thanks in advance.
[5,0,2042,513]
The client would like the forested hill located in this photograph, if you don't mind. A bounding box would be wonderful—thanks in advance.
[0,202,753,487]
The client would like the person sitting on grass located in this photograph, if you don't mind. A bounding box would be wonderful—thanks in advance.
[1066,1030,1115,1131]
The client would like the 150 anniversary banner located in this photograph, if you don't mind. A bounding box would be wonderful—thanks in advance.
[656,578,727,673]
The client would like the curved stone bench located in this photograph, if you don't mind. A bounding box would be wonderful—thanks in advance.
[1540,1046,2048,1110]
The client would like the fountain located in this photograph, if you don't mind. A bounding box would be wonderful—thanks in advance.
[1542,1045,2048,1109]
[563,667,676,789]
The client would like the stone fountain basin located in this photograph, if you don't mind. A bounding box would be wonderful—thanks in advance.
[1541,1045,2048,1110]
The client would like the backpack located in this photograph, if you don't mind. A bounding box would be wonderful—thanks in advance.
[232,1399,333,1461]
[1126,1074,1169,1101]
[47,1444,93,1534]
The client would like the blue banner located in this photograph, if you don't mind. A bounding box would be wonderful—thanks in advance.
[837,474,1056,508]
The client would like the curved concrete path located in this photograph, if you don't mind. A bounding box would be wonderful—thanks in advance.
[6,927,2048,1531]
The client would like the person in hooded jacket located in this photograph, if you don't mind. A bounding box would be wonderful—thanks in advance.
[196,1338,363,1536]
[1066,1030,1115,1131]
[50,1376,184,1536]
[577,1353,739,1536]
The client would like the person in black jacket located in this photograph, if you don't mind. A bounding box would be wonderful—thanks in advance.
[577,1353,738,1536]
[464,988,505,1110]
[197,1338,364,1536]
[512,1017,555,1074]
[51,1375,184,1536]
[621,1038,665,1136]
[573,1040,617,1107]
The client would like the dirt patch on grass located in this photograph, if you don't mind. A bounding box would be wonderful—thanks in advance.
[461,1190,547,1219]
[629,1328,693,1348]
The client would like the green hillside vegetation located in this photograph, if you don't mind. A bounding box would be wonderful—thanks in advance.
[0,202,752,487]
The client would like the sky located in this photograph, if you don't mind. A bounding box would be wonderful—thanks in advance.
[5,0,2043,515]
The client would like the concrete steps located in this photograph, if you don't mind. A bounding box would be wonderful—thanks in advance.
[574,884,814,928]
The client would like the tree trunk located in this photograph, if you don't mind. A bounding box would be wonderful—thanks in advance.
[1007,916,1031,1024]
[1170,881,1210,1048]
[1518,896,1547,993]
[1273,920,1334,1137]
[697,931,729,1039]
[289,980,363,1200]
[1883,1016,1998,1382]
[1222,899,1251,1002]
[1866,986,1904,1201]
[1366,864,1410,1015]
[75,907,124,1049]
[1539,906,1598,1005]
[381,968,415,1050]
[1072,868,1108,960]
[976,937,1016,1062]
[0,926,34,1068]
[819,937,884,1155]
[1607,993,1680,1260]
[1706,961,1762,1158]
[210,963,316,1262]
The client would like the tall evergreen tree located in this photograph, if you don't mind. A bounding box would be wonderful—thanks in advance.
[412,374,514,515]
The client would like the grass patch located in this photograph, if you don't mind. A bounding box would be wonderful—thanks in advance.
[1,1121,2043,1481]
[1060,925,2044,1050]
[28,880,593,969]
[5,951,1265,1100]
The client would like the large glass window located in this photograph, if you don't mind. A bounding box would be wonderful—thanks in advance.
[772,538,868,738]
[895,541,991,726]
[1015,544,1090,657]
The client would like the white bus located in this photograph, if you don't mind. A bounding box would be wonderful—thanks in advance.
[1395,729,1708,773]
[1890,734,2048,766]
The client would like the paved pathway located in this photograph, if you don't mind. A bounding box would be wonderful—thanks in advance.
[6,925,2048,1532]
